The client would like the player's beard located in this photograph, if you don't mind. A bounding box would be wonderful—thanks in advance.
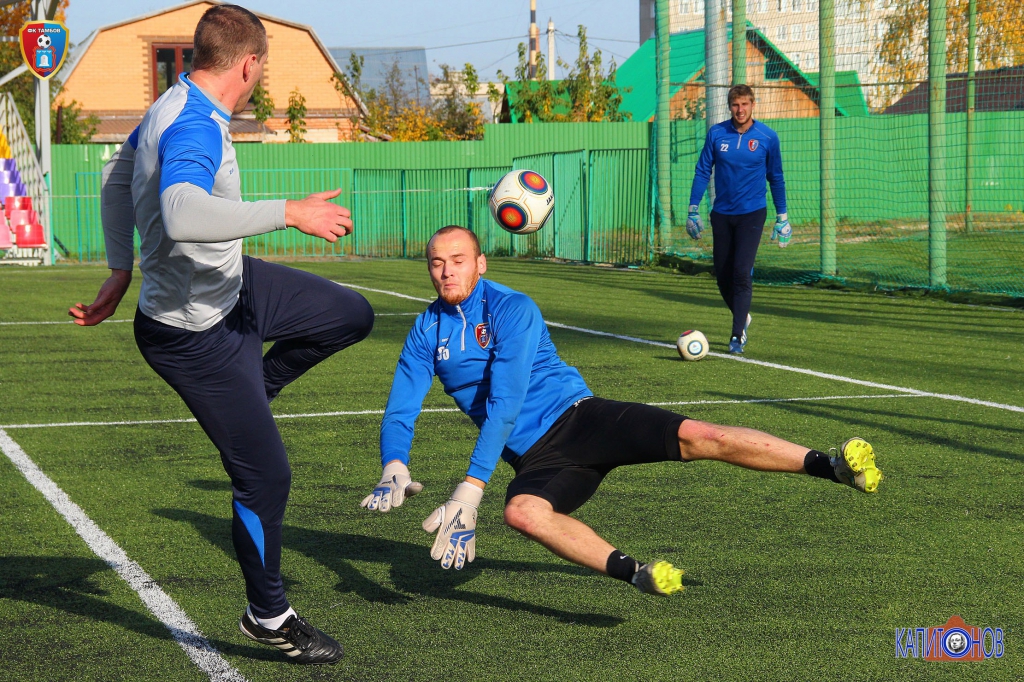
[438,273,479,306]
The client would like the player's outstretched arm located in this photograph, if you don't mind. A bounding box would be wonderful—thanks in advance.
[71,135,136,326]
[285,189,353,242]
[69,268,132,326]
[422,478,485,570]
[360,460,423,512]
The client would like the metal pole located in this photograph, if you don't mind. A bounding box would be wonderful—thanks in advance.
[547,19,556,80]
[929,0,947,287]
[706,0,729,207]
[655,0,671,248]
[820,0,836,276]
[732,0,746,85]
[965,0,976,233]
[34,0,53,265]
[529,0,538,79]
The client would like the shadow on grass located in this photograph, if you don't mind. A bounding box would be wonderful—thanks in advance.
[0,555,277,660]
[155,509,624,631]
[0,556,170,640]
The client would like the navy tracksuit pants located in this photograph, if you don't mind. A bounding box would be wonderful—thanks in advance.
[710,208,767,340]
[134,256,374,618]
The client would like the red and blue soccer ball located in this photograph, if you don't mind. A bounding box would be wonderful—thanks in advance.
[488,170,554,235]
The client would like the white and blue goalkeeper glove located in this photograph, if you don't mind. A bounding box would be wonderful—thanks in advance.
[360,461,423,512]
[685,205,704,240]
[422,481,482,570]
[771,213,791,248]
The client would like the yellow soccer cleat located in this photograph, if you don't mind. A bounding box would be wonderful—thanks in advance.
[631,560,685,596]
[832,437,883,493]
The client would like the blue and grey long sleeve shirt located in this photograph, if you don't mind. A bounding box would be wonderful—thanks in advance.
[379,278,592,483]
[688,119,787,216]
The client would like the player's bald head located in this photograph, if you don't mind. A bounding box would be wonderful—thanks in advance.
[426,225,481,258]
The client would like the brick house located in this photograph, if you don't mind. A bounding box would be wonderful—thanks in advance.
[58,0,365,143]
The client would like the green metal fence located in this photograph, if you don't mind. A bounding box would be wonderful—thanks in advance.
[46,112,1024,296]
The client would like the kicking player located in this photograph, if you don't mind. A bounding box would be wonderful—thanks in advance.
[686,84,789,354]
[69,5,368,664]
[360,226,882,595]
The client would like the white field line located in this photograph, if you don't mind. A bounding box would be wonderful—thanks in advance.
[2,395,926,430]
[0,312,419,327]
[0,429,247,682]
[337,283,1024,415]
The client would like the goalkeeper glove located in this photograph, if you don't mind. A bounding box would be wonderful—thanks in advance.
[771,213,791,248]
[685,205,704,239]
[422,481,482,570]
[360,460,423,512]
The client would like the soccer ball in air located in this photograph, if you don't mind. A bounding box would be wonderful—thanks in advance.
[488,170,554,235]
[677,330,709,361]
[37,34,51,49]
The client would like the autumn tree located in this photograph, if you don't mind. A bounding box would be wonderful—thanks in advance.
[286,88,306,142]
[876,0,1024,107]
[430,63,486,140]
[497,46,560,123]
[557,25,629,122]
[337,54,486,141]
[497,25,630,123]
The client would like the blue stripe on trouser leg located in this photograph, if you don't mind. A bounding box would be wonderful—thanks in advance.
[233,500,265,566]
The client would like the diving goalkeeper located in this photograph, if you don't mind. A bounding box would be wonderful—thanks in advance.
[360,226,883,595]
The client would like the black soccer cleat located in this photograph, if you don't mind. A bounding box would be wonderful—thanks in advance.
[239,609,343,665]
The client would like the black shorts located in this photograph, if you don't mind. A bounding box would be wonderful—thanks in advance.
[504,397,687,515]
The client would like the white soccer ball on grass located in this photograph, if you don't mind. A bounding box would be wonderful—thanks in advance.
[677,330,709,361]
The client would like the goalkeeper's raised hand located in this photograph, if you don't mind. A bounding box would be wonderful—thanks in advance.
[360,460,423,512]
[685,205,704,240]
[422,481,483,570]
[771,213,791,248]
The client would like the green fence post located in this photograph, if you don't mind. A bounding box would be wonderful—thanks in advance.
[584,150,592,262]
[655,0,671,253]
[401,169,408,259]
[466,168,473,236]
[929,0,947,287]
[965,0,976,233]
[820,0,836,276]
[732,0,746,85]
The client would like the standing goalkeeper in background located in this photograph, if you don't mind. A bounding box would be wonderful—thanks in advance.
[687,84,789,354]
[68,5,372,665]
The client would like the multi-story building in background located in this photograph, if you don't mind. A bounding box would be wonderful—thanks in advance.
[639,0,893,101]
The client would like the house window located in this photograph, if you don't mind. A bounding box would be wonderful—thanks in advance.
[153,44,194,101]
[757,0,768,11]
[793,24,803,40]
[808,0,817,10]
[776,24,788,41]
[793,0,804,11]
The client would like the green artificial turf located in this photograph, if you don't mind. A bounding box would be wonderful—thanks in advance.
[1,260,1021,681]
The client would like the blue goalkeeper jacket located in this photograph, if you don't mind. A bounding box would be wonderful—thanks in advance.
[379,278,592,483]
[689,119,787,216]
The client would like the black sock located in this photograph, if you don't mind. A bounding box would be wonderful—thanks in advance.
[606,550,639,582]
[804,449,840,482]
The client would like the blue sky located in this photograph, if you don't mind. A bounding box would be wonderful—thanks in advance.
[63,0,642,80]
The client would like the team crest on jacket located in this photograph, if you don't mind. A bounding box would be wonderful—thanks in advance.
[475,323,491,348]
[748,139,759,151]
